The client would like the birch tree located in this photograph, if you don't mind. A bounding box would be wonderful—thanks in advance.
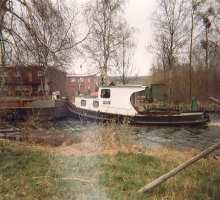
[83,0,126,83]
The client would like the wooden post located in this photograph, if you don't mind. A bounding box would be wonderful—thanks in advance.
[138,142,220,193]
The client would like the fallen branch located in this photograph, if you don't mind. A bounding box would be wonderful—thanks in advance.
[138,141,220,193]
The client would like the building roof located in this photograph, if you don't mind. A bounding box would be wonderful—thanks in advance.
[100,84,147,89]
[0,65,67,74]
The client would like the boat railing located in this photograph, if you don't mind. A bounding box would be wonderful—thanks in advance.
[75,95,98,99]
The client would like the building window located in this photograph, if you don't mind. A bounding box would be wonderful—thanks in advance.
[101,89,110,98]
[15,72,21,77]
[88,85,90,89]
[15,85,20,90]
[3,85,8,90]
[38,71,43,76]
[81,100,86,107]
[38,85,43,91]
[71,78,76,82]
[3,72,7,77]
[88,78,90,82]
[93,101,99,108]
[15,85,29,91]
[80,77,84,82]
[21,85,28,90]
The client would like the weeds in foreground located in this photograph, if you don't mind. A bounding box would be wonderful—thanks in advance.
[20,119,137,152]
[20,118,82,147]
[79,122,138,153]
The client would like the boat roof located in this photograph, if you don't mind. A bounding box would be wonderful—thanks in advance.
[99,84,147,89]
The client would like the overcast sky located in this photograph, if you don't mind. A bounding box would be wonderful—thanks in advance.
[71,0,158,76]
[125,0,157,76]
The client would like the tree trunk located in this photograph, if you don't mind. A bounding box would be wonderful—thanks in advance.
[0,0,7,67]
[205,27,209,98]
[189,3,195,100]
[122,38,125,85]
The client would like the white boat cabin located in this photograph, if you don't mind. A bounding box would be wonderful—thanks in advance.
[74,85,146,116]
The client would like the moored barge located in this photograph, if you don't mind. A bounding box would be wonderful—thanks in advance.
[0,96,67,121]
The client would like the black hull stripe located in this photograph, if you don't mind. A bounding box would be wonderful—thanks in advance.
[67,104,209,125]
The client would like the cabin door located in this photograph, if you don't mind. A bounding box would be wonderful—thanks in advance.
[130,93,145,112]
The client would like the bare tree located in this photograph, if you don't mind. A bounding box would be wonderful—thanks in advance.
[188,0,203,99]
[83,0,126,83]
[0,0,11,68]
[112,21,136,84]
[150,0,189,100]
[0,0,88,95]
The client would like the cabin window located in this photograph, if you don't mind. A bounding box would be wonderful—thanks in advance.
[101,89,110,98]
[93,101,99,108]
[81,100,86,107]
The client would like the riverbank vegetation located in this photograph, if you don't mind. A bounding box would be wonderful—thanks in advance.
[0,123,219,200]
[149,0,219,104]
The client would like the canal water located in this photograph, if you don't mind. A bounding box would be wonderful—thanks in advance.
[0,113,220,155]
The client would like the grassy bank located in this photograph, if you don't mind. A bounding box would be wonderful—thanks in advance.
[0,139,219,200]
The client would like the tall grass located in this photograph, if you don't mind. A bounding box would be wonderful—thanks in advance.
[20,118,82,147]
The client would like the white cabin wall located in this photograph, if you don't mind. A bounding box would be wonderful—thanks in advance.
[75,86,146,116]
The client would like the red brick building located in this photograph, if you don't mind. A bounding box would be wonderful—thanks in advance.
[0,65,66,97]
[66,74,96,96]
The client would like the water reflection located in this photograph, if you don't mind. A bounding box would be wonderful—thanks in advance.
[0,113,219,154]
[129,113,220,154]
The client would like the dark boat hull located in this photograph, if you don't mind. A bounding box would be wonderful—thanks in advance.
[67,103,209,125]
